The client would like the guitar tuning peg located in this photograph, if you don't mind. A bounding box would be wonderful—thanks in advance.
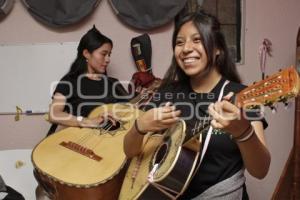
[284,101,292,110]
[278,95,286,102]
[271,108,277,114]
[259,110,265,117]
[270,105,277,114]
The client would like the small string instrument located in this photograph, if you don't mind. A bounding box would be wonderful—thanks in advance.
[119,66,300,200]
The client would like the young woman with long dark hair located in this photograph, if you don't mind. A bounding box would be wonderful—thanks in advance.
[48,26,128,134]
[124,10,270,199]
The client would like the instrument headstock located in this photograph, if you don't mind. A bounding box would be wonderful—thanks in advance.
[236,66,300,109]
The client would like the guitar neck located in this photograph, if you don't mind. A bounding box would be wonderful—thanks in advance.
[184,66,300,144]
[128,79,162,106]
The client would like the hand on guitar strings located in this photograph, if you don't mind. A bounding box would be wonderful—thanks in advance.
[79,113,117,129]
[136,102,181,133]
[208,92,251,138]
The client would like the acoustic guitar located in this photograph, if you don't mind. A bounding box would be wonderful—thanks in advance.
[31,80,161,200]
[119,66,300,200]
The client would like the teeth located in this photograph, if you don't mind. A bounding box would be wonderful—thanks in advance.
[183,58,197,64]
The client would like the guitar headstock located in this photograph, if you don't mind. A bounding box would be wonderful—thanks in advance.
[130,78,162,105]
[236,66,300,109]
[146,78,162,92]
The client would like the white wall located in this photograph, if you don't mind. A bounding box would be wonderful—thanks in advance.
[1,0,300,199]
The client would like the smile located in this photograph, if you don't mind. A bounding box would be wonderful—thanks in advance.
[183,57,198,64]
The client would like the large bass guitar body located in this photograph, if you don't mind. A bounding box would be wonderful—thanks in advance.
[32,103,142,200]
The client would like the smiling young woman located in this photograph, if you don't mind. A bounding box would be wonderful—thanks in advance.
[124,10,270,200]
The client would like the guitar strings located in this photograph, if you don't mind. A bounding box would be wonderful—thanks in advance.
[89,95,150,150]
[89,98,148,150]
[130,134,151,188]
[90,121,115,150]
[72,83,159,151]
[76,120,113,147]
[75,119,113,145]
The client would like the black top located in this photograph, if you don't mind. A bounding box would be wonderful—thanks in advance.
[53,74,129,117]
[47,74,129,135]
[145,77,267,199]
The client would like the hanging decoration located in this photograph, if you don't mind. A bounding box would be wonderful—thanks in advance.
[259,38,272,79]
[21,0,101,27]
[109,0,187,30]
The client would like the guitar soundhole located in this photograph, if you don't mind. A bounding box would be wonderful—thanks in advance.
[154,143,169,165]
[101,120,121,131]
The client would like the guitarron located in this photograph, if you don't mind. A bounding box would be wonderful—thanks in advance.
[32,80,161,200]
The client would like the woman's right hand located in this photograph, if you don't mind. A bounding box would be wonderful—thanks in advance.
[124,102,181,158]
[136,102,181,133]
[80,113,118,128]
[79,116,105,128]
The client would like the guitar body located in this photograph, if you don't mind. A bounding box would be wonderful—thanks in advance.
[32,103,143,200]
[34,168,126,200]
[119,120,201,200]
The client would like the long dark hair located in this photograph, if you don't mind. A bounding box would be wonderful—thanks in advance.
[65,25,113,78]
[162,10,241,86]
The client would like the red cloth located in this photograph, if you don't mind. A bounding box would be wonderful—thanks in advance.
[129,72,160,94]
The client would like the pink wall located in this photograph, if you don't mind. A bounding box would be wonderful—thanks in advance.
[1,0,300,199]
[0,0,174,146]
[239,0,300,199]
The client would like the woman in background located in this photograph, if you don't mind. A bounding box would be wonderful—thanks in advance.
[124,10,271,199]
[36,26,129,200]
[47,25,128,135]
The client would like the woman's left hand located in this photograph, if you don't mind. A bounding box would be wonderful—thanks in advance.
[208,92,250,138]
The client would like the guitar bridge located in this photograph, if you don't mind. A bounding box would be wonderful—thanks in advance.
[59,141,102,161]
